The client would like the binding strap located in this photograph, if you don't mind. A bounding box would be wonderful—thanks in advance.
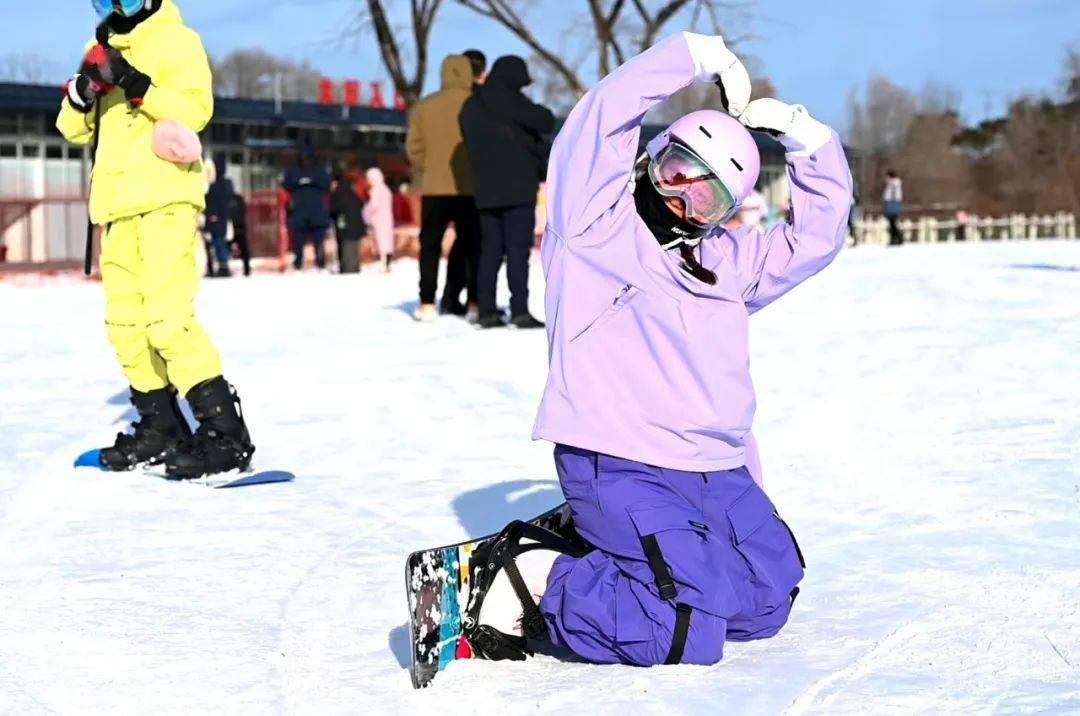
[497,521,589,642]
[640,531,693,664]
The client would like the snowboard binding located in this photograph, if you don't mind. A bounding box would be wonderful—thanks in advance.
[462,520,588,661]
[165,376,255,479]
[99,386,191,471]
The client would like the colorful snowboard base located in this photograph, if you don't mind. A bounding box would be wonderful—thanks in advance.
[74,449,294,489]
[405,502,576,689]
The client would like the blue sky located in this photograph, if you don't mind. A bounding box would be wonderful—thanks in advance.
[13,0,1078,131]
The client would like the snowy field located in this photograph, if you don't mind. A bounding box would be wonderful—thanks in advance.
[1,240,1078,714]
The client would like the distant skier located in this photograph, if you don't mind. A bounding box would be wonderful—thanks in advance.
[465,32,852,667]
[58,0,254,478]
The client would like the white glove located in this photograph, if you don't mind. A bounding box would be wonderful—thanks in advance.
[739,98,832,156]
[683,32,751,117]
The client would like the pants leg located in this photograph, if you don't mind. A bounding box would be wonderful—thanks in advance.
[455,197,482,307]
[234,230,251,276]
[312,227,327,269]
[887,214,902,245]
[339,238,360,273]
[503,203,536,318]
[136,204,223,395]
[101,217,169,392]
[292,229,306,269]
[418,196,453,306]
[442,198,469,309]
[477,208,507,316]
[210,230,230,267]
[539,445,804,667]
[202,234,216,276]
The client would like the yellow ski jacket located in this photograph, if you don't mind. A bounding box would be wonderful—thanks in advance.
[56,0,212,225]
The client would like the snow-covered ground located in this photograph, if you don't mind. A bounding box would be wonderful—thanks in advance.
[1,241,1077,714]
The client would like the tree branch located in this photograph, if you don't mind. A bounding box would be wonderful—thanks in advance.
[455,0,588,96]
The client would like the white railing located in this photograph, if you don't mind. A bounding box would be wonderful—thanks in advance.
[851,212,1077,246]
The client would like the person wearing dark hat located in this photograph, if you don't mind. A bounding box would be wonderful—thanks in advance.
[459,55,555,329]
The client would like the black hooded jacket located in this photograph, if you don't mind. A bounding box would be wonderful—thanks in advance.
[282,146,332,230]
[459,56,556,209]
[204,154,234,235]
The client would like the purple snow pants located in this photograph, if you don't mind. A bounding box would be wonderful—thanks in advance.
[539,445,805,666]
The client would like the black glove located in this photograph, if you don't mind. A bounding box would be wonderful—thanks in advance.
[81,44,151,106]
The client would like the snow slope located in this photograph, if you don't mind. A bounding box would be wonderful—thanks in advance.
[0,241,1077,714]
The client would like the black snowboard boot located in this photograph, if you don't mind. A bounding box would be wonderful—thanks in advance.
[165,376,254,479]
[463,521,588,661]
[99,387,191,471]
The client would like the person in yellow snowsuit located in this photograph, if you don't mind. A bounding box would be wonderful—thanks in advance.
[59,0,253,478]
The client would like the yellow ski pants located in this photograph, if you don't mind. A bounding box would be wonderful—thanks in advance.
[100,203,222,395]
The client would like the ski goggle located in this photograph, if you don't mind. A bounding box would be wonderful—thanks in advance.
[648,142,738,227]
[92,0,146,20]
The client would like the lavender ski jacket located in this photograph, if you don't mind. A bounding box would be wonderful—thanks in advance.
[532,33,853,472]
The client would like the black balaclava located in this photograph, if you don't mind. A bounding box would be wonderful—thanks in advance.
[108,0,162,34]
[633,172,706,249]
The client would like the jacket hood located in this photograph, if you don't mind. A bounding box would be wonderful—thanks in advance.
[365,167,386,186]
[213,153,227,178]
[485,56,531,90]
[440,55,473,91]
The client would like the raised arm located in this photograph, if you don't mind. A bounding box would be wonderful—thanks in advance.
[546,32,749,240]
[722,99,853,314]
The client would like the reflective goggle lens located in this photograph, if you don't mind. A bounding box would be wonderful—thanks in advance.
[649,143,737,226]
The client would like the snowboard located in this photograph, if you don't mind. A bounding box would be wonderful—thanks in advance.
[405,502,576,689]
[74,449,295,489]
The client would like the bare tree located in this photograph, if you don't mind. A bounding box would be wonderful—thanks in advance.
[357,0,445,107]
[846,76,917,206]
[213,49,323,101]
[454,0,589,95]
[0,53,52,84]
[1065,45,1080,100]
[453,0,755,104]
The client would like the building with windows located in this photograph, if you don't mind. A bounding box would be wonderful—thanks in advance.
[0,82,407,264]
[1,81,803,267]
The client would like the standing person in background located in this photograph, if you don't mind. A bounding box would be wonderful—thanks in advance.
[283,146,331,270]
[204,154,233,277]
[330,166,367,274]
[364,167,395,272]
[463,49,487,85]
[460,55,555,329]
[955,208,969,241]
[229,190,251,276]
[883,169,903,246]
[406,54,483,322]
[60,0,255,478]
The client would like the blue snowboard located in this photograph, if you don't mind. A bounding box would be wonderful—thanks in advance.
[74,449,294,489]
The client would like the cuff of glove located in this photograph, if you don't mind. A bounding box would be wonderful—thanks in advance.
[682,32,738,82]
[118,69,152,105]
[781,106,833,157]
[64,76,94,114]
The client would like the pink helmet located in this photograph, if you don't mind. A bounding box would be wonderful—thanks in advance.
[645,110,761,224]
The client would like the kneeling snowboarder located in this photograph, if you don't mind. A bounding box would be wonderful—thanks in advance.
[60,0,254,478]
[466,31,851,668]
